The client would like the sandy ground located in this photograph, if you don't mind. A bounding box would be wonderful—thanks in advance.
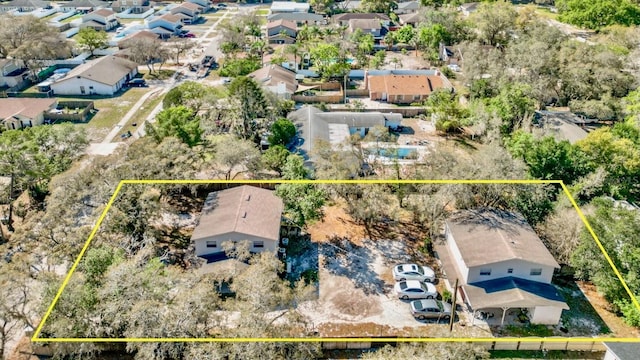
[578,281,640,338]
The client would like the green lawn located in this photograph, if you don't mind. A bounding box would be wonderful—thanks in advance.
[64,88,150,130]
[255,9,269,16]
[140,69,175,81]
[115,92,165,140]
[60,14,82,23]
[491,350,604,359]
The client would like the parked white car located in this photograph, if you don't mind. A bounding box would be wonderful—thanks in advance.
[394,280,437,300]
[393,263,435,283]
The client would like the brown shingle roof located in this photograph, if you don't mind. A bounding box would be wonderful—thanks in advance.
[53,55,138,86]
[92,8,114,17]
[368,74,443,97]
[332,13,390,22]
[0,98,56,120]
[266,19,297,30]
[248,64,297,94]
[445,209,560,268]
[177,2,201,10]
[159,13,182,23]
[118,30,159,48]
[191,186,284,242]
[349,18,381,31]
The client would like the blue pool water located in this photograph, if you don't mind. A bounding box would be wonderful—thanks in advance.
[374,147,417,159]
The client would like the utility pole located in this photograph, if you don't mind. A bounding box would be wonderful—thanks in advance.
[449,278,458,332]
[7,173,14,232]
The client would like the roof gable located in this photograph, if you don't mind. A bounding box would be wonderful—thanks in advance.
[0,98,56,120]
[446,208,560,269]
[53,55,138,86]
[191,186,284,242]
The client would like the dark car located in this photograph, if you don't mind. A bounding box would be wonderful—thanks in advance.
[126,78,147,87]
[217,3,227,7]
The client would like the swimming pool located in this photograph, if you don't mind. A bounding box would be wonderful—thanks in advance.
[372,147,417,159]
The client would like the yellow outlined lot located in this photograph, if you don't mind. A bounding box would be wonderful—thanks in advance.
[31,179,640,343]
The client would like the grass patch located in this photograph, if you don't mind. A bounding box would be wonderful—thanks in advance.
[115,92,165,141]
[60,14,82,23]
[64,88,150,129]
[141,69,175,80]
[490,350,604,359]
[500,324,555,337]
[255,9,269,16]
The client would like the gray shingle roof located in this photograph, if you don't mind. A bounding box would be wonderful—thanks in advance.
[53,55,138,87]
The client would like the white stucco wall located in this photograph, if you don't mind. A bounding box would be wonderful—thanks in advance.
[194,231,278,257]
[529,305,564,325]
[467,260,555,284]
[446,224,469,284]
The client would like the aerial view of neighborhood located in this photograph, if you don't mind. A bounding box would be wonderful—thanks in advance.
[1,0,640,358]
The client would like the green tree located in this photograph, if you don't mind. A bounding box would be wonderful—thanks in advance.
[163,81,217,112]
[470,1,517,46]
[76,27,108,55]
[361,0,396,14]
[426,89,470,133]
[268,118,296,146]
[148,106,203,147]
[487,83,535,135]
[506,131,592,184]
[557,0,640,30]
[417,24,450,59]
[262,145,290,174]
[228,76,269,140]
[310,0,334,14]
[310,43,350,80]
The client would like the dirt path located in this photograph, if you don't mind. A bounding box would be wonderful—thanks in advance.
[578,281,640,338]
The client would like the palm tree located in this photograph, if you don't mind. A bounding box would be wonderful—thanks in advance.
[285,43,301,71]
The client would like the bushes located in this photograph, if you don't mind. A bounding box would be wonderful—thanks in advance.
[218,58,261,77]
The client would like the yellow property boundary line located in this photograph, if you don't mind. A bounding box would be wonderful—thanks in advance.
[31,179,640,343]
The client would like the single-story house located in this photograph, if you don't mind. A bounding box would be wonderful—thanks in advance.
[398,12,421,26]
[270,1,310,14]
[267,12,324,26]
[0,98,57,130]
[186,0,209,12]
[248,64,297,99]
[0,0,51,12]
[436,208,569,325]
[0,59,28,88]
[191,185,284,259]
[603,342,640,360]
[394,1,419,15]
[117,30,159,49]
[266,19,297,44]
[332,13,389,27]
[533,110,589,144]
[288,105,402,160]
[111,0,151,14]
[366,72,448,104]
[80,8,118,31]
[50,55,138,96]
[439,42,463,65]
[58,0,110,13]
[348,18,384,40]
[147,13,184,37]
[170,2,202,24]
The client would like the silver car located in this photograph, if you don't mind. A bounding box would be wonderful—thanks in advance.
[394,280,437,300]
[393,263,436,283]
[410,299,453,320]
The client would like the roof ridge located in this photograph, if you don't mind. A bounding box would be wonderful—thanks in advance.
[231,186,247,232]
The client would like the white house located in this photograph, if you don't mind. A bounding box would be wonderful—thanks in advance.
[50,55,138,96]
[191,186,284,260]
[248,64,298,99]
[147,13,184,37]
[438,208,569,325]
[58,0,110,13]
[170,2,202,24]
[187,0,209,12]
[0,59,28,88]
[80,8,118,31]
[270,1,310,14]
[0,0,51,12]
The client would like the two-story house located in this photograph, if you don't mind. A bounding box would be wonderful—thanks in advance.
[80,8,118,31]
[191,186,284,261]
[266,19,297,44]
[437,208,569,325]
[348,19,385,41]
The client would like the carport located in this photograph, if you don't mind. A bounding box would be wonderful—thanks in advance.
[463,277,569,326]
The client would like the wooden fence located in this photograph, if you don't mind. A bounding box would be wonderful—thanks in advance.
[45,101,95,123]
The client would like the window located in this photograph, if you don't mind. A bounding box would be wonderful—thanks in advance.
[206,241,217,248]
[530,268,542,276]
[254,240,264,248]
[479,268,491,276]
[507,268,513,274]
[414,94,421,101]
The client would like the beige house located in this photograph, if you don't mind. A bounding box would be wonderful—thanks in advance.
[437,208,568,325]
[0,98,57,130]
[367,73,447,104]
[191,186,283,260]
